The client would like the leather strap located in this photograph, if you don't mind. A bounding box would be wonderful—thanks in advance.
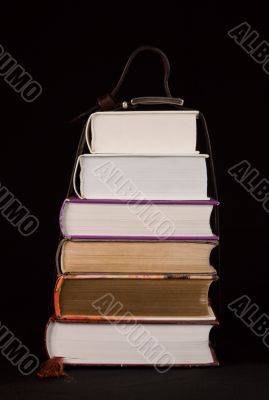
[73,46,183,118]
[97,93,117,111]
[198,112,219,204]
[111,46,172,97]
[130,96,184,107]
[67,104,99,194]
[98,46,180,110]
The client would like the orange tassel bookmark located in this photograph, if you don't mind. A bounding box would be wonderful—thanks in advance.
[37,357,68,379]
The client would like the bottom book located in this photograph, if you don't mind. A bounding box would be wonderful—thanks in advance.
[45,318,219,367]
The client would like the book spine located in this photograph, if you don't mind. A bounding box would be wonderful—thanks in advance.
[51,315,219,325]
[58,273,218,280]
[66,198,220,205]
[64,235,220,241]
[59,199,73,239]
[55,239,67,275]
[54,276,63,318]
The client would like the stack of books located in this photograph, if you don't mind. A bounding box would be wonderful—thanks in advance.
[45,110,219,368]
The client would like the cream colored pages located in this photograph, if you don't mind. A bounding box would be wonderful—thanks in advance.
[61,203,214,237]
[61,241,216,274]
[79,154,209,200]
[47,322,215,365]
[86,111,199,154]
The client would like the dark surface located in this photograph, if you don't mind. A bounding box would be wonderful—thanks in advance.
[0,362,269,400]
[0,3,269,399]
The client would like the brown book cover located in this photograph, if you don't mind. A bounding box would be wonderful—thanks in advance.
[54,273,218,320]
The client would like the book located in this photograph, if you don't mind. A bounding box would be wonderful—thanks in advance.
[60,199,219,240]
[85,110,199,154]
[58,239,217,274]
[76,154,209,200]
[46,318,218,366]
[54,273,217,320]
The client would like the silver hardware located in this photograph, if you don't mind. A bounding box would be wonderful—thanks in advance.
[122,101,128,109]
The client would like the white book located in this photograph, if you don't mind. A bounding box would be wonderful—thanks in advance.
[75,154,209,200]
[46,320,218,366]
[85,111,199,154]
[60,199,218,239]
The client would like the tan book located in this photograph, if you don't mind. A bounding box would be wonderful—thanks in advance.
[55,273,218,320]
[58,239,217,274]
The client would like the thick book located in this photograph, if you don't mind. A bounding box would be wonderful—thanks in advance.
[45,318,219,366]
[58,239,217,274]
[54,273,217,320]
[75,154,209,200]
[85,110,199,154]
[60,199,219,240]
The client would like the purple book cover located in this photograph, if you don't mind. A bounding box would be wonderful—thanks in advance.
[59,198,219,241]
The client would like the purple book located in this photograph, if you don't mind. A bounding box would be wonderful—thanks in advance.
[59,198,219,241]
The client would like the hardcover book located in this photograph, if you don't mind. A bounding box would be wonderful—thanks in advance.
[60,198,219,240]
[57,239,218,274]
[46,318,219,366]
[75,154,209,200]
[54,273,218,320]
[85,111,199,154]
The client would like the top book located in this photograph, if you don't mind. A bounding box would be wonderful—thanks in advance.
[86,111,199,154]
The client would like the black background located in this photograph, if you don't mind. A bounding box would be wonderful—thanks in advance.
[0,3,269,399]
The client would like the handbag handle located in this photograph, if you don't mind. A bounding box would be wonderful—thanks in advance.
[130,96,184,107]
[112,46,171,97]
[98,46,184,110]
